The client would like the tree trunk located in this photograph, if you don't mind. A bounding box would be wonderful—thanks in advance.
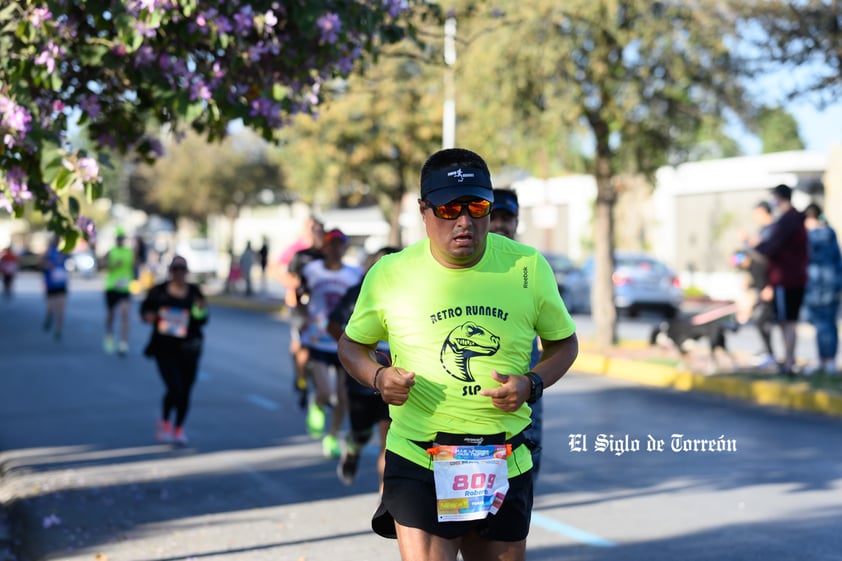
[591,152,618,350]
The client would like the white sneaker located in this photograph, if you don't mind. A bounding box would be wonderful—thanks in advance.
[751,353,777,368]
[173,427,189,446]
[117,340,129,355]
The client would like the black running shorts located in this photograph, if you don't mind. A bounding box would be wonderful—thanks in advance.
[372,450,533,541]
[105,289,131,309]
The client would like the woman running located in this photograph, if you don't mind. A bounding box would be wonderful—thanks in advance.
[141,255,209,445]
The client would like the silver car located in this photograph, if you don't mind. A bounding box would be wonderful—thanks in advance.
[582,251,682,317]
[543,253,591,314]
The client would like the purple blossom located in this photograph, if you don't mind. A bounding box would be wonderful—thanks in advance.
[0,95,32,148]
[133,21,158,38]
[134,45,156,66]
[216,16,233,35]
[382,0,407,19]
[190,81,211,102]
[5,167,32,204]
[265,10,278,28]
[77,157,100,183]
[317,13,341,44]
[78,95,101,119]
[233,6,254,33]
[34,41,62,74]
[29,7,52,27]
[77,215,97,239]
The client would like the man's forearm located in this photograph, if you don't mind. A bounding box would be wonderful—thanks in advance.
[533,333,579,388]
[337,333,380,389]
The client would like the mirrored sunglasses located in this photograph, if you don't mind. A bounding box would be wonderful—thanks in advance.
[424,199,492,220]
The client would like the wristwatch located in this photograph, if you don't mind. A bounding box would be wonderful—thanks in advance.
[525,371,543,404]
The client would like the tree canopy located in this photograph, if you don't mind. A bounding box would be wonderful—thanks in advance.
[475,0,750,348]
[0,0,429,249]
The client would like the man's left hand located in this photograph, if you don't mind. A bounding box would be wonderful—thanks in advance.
[479,370,529,412]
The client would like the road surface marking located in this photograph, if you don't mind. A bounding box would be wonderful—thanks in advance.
[246,394,280,410]
[531,512,617,547]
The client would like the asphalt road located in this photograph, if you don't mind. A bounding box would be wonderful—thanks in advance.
[1,272,840,560]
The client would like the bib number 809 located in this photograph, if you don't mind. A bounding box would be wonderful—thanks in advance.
[452,473,496,491]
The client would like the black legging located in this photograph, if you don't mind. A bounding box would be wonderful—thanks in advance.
[156,349,200,427]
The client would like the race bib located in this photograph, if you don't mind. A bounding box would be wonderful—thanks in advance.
[114,278,130,290]
[157,306,189,338]
[50,267,67,283]
[430,445,510,522]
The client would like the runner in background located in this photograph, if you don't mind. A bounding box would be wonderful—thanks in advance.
[0,246,18,301]
[280,217,325,409]
[327,246,401,490]
[41,236,69,340]
[489,188,545,483]
[103,227,137,356]
[299,228,362,458]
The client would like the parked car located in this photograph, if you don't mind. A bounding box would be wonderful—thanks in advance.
[581,251,682,317]
[175,238,220,282]
[543,253,591,314]
[64,248,97,277]
[15,248,42,271]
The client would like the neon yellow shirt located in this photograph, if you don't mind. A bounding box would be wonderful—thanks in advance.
[105,246,135,292]
[344,233,576,476]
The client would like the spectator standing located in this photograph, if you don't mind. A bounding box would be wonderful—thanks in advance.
[338,148,578,561]
[802,203,842,375]
[258,237,269,292]
[141,255,209,445]
[738,201,777,368]
[754,184,808,377]
[239,241,254,296]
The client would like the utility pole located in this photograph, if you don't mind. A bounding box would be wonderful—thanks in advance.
[442,15,456,149]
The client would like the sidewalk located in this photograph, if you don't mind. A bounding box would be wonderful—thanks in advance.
[204,290,842,419]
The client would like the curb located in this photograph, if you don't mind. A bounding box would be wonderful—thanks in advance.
[574,352,842,418]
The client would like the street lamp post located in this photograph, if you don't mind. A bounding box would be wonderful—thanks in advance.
[442,16,456,149]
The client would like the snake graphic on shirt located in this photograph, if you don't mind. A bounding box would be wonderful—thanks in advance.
[440,321,500,382]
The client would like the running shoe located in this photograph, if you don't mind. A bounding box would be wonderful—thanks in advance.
[103,335,115,354]
[337,449,360,485]
[156,420,173,443]
[117,340,129,356]
[173,426,189,446]
[306,403,325,439]
[322,434,341,459]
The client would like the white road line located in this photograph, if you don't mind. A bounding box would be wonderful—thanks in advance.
[246,394,280,411]
[531,512,617,547]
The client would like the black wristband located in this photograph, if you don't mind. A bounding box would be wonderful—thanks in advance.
[372,365,388,394]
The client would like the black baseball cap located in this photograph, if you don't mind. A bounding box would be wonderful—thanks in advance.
[420,166,494,206]
[492,189,519,216]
